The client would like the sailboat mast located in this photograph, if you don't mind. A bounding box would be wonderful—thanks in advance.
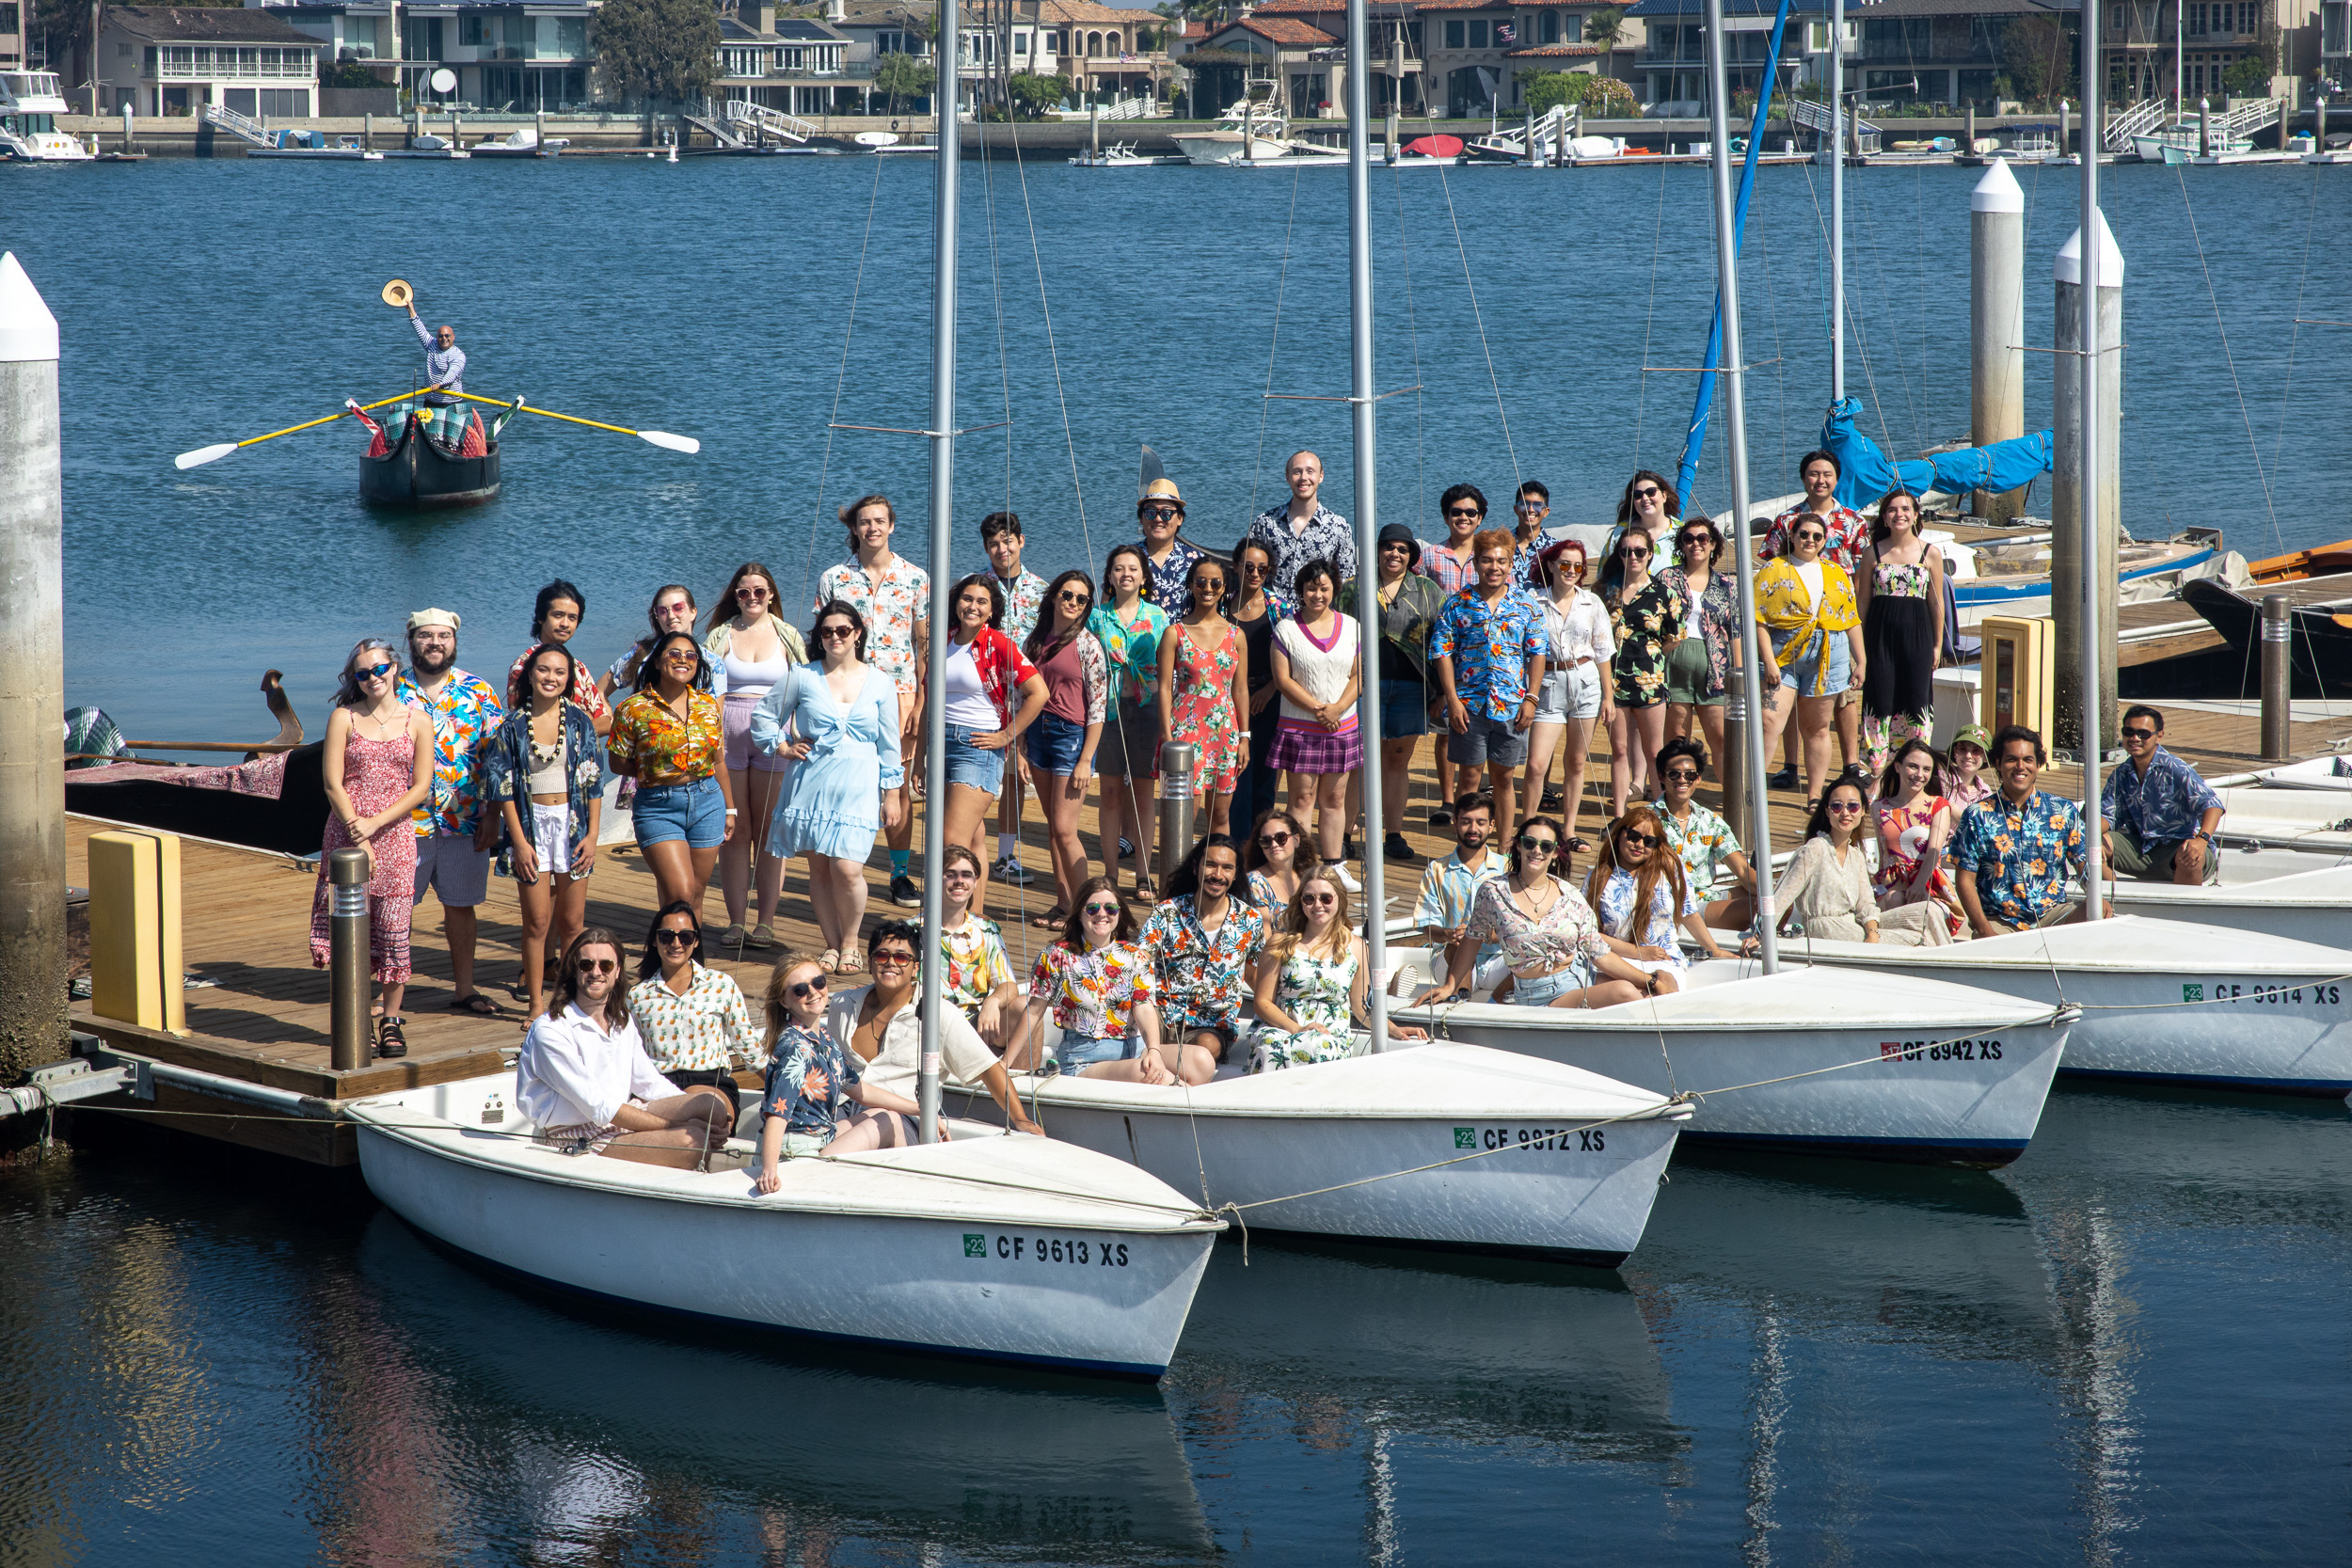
[1346,0,1391,1045]
[1704,0,1777,972]
[917,0,964,1143]
[2077,0,2106,911]
[1829,0,1844,402]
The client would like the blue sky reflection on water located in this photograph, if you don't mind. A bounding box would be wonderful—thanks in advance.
[4,152,2346,741]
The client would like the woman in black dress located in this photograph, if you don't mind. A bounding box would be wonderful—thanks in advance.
[1228,538,1293,843]
[1855,488,1947,784]
[1600,526,1682,819]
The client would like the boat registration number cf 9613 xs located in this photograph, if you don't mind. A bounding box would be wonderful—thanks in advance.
[967,1232,1132,1267]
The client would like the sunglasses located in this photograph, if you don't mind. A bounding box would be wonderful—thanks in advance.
[1242,560,1269,575]
[1621,546,1650,559]
[871,950,915,968]
[788,974,828,999]
[1632,485,1662,499]
[654,929,697,948]
[818,626,857,641]
[662,647,698,661]
[1300,892,1337,906]
[1678,533,1711,549]
[1518,836,1558,853]
[736,585,769,598]
[1057,588,1092,605]
[1446,506,1484,518]
[1623,832,1660,849]
[1142,506,1181,521]
[1826,800,1865,814]
[1794,531,1827,545]
[2121,725,2157,741]
[1664,767,1701,782]
[1379,542,1411,554]
[575,958,617,976]
[1258,831,1294,847]
[357,660,395,680]
[1514,499,1546,513]
[1082,902,1120,916]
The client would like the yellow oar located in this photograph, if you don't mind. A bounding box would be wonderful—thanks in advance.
[173,391,415,471]
[446,391,700,454]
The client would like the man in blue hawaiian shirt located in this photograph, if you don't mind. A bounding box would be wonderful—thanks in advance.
[2100,704,2224,885]
[1953,724,2105,937]
[1428,530,1548,847]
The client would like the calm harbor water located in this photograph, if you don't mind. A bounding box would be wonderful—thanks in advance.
[4,152,2347,743]
[5,1085,2347,1564]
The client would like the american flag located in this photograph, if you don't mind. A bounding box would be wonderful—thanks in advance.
[1495,22,1515,42]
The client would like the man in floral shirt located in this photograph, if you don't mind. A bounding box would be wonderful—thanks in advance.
[1247,451,1354,594]
[1133,477,1209,619]
[1428,531,1548,847]
[982,511,1048,885]
[1952,724,2102,936]
[397,609,502,1014]
[1140,836,1266,1080]
[2100,704,2224,885]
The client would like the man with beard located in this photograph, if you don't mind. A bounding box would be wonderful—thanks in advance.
[1413,791,1507,1002]
[397,609,505,1015]
[1141,835,1269,1085]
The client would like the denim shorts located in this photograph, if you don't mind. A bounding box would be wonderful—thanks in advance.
[1025,710,1085,776]
[945,724,1007,794]
[1447,713,1529,768]
[631,775,726,849]
[1053,1035,1136,1072]
[1534,662,1602,724]
[1511,961,1591,1006]
[1774,628,1852,699]
[1379,678,1431,738]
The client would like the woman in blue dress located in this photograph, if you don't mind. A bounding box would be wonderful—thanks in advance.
[753,600,904,974]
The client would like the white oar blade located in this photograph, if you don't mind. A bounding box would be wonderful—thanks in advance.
[174,442,238,470]
[638,430,700,455]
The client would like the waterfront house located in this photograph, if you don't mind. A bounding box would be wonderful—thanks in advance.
[831,0,1167,110]
[257,0,596,110]
[715,0,857,116]
[97,6,323,117]
[2,1,25,69]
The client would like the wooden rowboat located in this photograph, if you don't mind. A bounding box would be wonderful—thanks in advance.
[359,408,501,508]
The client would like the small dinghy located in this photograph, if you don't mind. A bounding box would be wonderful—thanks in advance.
[2106,857,2352,947]
[956,1040,1687,1266]
[1777,916,2352,1098]
[1389,956,2073,1167]
[358,406,500,508]
[350,1074,1224,1378]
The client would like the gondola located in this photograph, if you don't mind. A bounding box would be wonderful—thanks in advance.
[2182,576,2352,686]
[358,405,501,508]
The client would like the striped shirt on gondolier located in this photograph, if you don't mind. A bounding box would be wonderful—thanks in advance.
[413,314,466,398]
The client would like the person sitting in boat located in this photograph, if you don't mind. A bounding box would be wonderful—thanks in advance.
[516,927,739,1164]
[1250,868,1426,1069]
[405,296,471,446]
[1951,725,2109,938]
[825,919,1044,1136]
[1451,817,1666,1008]
[755,953,931,1186]
[2100,705,2223,886]
[1011,880,1177,1085]
[1140,834,1268,1084]
[1746,773,1952,948]
[1414,790,1506,1003]
[1586,804,1736,975]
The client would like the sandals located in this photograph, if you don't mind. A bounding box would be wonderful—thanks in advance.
[837,945,866,974]
[719,924,747,949]
[1133,879,1159,902]
[1031,907,1067,930]
[747,924,778,950]
[444,992,501,1018]
[375,1016,409,1059]
[818,948,841,974]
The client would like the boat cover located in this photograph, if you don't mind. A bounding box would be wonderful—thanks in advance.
[1394,958,2060,1029]
[1820,397,2053,509]
[1786,913,2352,974]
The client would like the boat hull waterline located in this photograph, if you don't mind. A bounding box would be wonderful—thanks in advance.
[1391,958,2071,1167]
[351,1080,1223,1377]
[358,417,501,508]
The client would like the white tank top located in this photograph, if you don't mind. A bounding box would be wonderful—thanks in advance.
[723,645,791,701]
[943,641,999,729]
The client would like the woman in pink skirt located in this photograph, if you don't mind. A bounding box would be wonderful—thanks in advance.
[310,639,433,1057]
[1266,558,1363,873]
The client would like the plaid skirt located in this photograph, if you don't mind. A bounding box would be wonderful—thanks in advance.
[1265,717,1363,775]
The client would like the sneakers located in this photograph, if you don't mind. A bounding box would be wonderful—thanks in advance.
[888,873,920,908]
[1331,863,1361,893]
[1383,832,1414,862]
[993,853,1035,885]
[1767,766,1801,791]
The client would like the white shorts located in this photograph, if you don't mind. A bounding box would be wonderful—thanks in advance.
[1534,661,1602,724]
[530,800,575,879]
[413,831,493,908]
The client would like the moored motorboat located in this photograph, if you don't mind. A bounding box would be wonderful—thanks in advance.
[1388,955,2072,1167]
[955,1040,1687,1265]
[1775,916,2352,1098]
[358,405,501,507]
[350,1074,1225,1378]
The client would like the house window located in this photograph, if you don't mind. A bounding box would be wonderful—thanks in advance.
[1542,11,1559,44]
[555,18,585,56]
[1469,19,1488,49]
[1445,19,1464,49]
[2324,0,2348,54]
[1014,29,1027,55]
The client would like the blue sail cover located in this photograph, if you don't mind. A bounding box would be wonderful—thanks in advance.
[1820,398,2053,508]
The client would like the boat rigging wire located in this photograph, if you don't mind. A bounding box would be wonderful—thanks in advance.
[2169,165,2286,555]
[1633,160,1671,465]
[1391,161,1429,542]
[1430,157,1520,487]
[978,126,1018,512]
[2269,167,2322,505]
[805,150,891,613]
[1249,166,1309,532]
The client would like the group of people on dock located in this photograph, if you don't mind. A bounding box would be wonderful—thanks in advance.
[306,446,2230,1094]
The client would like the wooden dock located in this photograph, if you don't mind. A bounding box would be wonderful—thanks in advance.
[66,698,2349,1165]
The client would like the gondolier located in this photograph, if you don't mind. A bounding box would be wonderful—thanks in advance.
[405,295,468,443]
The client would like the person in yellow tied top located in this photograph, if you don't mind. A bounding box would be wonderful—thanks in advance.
[1755,516,1866,812]
[610,631,737,920]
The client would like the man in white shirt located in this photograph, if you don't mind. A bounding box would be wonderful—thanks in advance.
[516,928,739,1164]
[824,919,1045,1134]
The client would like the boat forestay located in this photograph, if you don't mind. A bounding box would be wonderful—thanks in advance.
[351,1074,1225,1378]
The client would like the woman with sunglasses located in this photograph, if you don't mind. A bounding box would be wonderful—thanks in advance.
[1854,488,1947,781]
[754,601,902,974]
[1587,803,1731,985]
[1599,526,1681,819]
[940,572,1048,915]
[601,585,721,704]
[1241,804,1319,912]
[1156,555,1249,840]
[1452,816,1659,1007]
[611,631,735,919]
[1524,536,1613,850]
[1090,544,1169,901]
[1655,517,1751,784]
[1653,736,1757,931]
[830,918,1043,1134]
[1746,775,1893,949]
[938,844,1021,1050]
[704,562,809,952]
[516,927,739,1166]
[310,638,434,1057]
[485,641,605,1022]
[1228,539,1295,852]
[1012,879,1176,1085]
[1756,515,1866,813]
[755,950,930,1184]
[1251,868,1426,1071]
[1609,471,1679,567]
[628,900,757,1091]
[1341,522,1443,863]
[1021,570,1108,927]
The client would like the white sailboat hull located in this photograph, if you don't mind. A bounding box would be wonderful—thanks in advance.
[1776,917,2352,1097]
[351,1076,1222,1378]
[2106,862,2352,948]
[965,1043,1685,1265]
[1391,959,2069,1166]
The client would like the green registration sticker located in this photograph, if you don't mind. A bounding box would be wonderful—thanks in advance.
[2184,983,2204,1002]
[963,1234,987,1258]
[1454,1127,1477,1149]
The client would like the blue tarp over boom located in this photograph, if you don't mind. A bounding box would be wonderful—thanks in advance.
[1820,398,2053,510]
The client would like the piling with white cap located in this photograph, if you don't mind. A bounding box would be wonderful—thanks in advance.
[0,252,69,1093]
[1969,160,2026,523]
[2051,214,2124,758]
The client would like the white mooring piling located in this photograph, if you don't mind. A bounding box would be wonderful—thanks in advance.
[1970,160,2026,523]
[2052,214,2124,758]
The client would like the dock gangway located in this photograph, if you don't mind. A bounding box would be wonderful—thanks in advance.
[199,102,274,148]
[2105,96,2165,150]
[724,98,816,145]
[1788,96,1883,153]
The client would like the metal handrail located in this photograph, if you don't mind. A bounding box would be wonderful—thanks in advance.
[199,101,273,146]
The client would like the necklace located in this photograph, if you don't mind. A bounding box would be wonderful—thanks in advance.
[1513,876,1559,918]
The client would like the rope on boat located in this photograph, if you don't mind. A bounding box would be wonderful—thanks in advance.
[2170,163,2285,557]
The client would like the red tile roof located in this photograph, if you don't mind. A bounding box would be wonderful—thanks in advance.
[1223,15,1343,46]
